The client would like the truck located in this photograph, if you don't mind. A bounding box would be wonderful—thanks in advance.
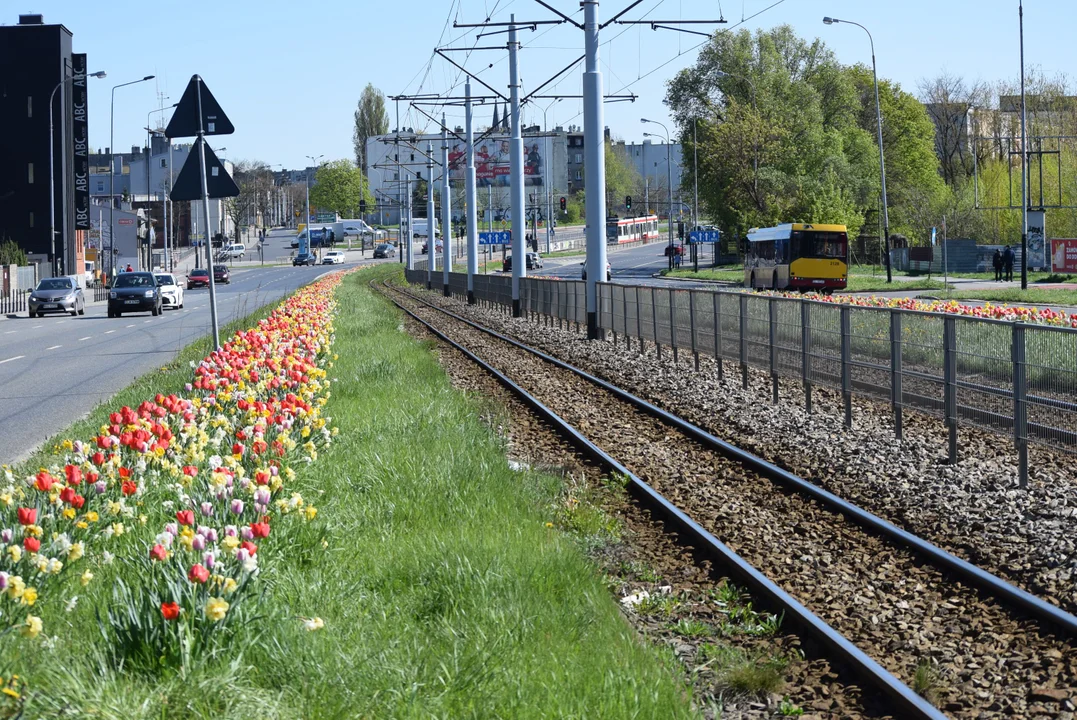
[291,226,335,249]
[409,218,439,240]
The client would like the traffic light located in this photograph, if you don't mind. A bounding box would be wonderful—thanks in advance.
[479,209,485,219]
[359,200,367,214]
[559,196,566,212]
[677,222,685,240]
[625,195,632,211]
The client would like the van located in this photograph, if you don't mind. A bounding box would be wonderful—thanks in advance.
[409,218,439,239]
[221,243,246,259]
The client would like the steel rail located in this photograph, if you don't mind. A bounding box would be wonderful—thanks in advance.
[389,280,1077,641]
[374,280,946,719]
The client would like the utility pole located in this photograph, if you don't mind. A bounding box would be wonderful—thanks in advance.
[441,114,453,295]
[427,141,436,290]
[582,0,607,338]
[465,80,479,303]
[1019,0,1029,290]
[508,14,526,317]
[405,174,414,270]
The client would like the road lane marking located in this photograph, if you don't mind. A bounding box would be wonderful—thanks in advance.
[144,320,152,324]
[0,356,23,364]
[78,336,91,341]
[46,345,61,350]
[105,330,115,334]
[3,331,15,335]
[31,325,42,329]
[126,324,135,328]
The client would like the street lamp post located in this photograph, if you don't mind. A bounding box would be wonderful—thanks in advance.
[49,70,105,277]
[642,119,674,269]
[305,154,324,255]
[109,75,154,278]
[540,98,561,255]
[823,16,891,282]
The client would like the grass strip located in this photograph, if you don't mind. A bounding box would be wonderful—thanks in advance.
[662,268,949,292]
[943,287,1077,306]
[5,266,696,719]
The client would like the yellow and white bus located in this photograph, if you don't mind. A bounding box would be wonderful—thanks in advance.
[744,223,848,292]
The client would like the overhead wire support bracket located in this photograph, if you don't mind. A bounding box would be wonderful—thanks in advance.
[453,19,564,28]
[434,49,508,100]
[648,23,714,37]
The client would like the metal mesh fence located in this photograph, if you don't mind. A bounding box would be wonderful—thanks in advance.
[849,307,892,401]
[899,313,946,418]
[1025,325,1077,449]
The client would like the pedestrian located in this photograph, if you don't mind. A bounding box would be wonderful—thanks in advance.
[993,248,1003,281]
[1003,245,1015,282]
[125,263,133,273]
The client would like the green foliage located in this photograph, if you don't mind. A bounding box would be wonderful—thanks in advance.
[668,25,945,245]
[309,159,374,218]
[352,84,390,170]
[564,194,584,224]
[0,237,27,266]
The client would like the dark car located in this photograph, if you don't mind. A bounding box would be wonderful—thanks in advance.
[664,244,685,257]
[502,252,544,272]
[28,276,85,317]
[293,252,317,266]
[213,264,230,284]
[187,268,210,289]
[373,243,396,259]
[108,272,161,318]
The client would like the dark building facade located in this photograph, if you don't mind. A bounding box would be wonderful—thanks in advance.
[0,14,87,277]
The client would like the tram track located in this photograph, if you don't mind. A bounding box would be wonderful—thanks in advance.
[377,279,1077,718]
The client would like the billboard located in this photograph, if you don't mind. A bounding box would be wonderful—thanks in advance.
[71,53,90,229]
[1027,210,1046,270]
[448,135,545,188]
[1051,239,1077,274]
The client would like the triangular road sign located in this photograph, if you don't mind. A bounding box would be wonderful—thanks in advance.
[165,75,234,139]
[170,138,240,201]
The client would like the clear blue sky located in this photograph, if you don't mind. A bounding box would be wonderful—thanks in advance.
[14,0,1074,170]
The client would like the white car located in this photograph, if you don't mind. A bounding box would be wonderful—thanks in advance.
[154,273,184,310]
[321,250,346,265]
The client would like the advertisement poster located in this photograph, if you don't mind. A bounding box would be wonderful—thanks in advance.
[1027,210,1046,270]
[1051,239,1077,274]
[448,135,544,188]
[71,53,90,229]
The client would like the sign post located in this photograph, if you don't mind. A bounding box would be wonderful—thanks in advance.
[166,75,237,350]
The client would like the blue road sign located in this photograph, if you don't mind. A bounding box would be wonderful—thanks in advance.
[688,230,721,244]
[479,230,511,245]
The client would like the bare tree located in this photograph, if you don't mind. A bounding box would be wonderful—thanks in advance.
[919,71,990,186]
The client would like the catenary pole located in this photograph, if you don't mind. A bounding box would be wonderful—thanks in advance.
[427,141,436,289]
[465,80,479,303]
[1019,0,1029,289]
[508,15,527,317]
[441,114,453,295]
[195,78,221,350]
[405,174,414,270]
[583,0,607,339]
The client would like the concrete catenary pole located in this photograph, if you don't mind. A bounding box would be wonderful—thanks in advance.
[465,80,479,303]
[427,141,436,289]
[1019,0,1029,290]
[405,174,414,270]
[508,14,527,317]
[583,0,608,339]
[441,114,453,295]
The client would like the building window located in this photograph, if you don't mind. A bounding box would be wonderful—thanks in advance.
[160,159,167,168]
[574,153,582,164]
[27,163,34,184]
[574,170,581,181]
[29,212,34,228]
[27,96,32,117]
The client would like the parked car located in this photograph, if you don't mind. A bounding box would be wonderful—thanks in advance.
[108,272,161,318]
[321,250,346,265]
[664,243,685,257]
[580,261,612,281]
[187,268,210,289]
[373,243,396,259]
[28,276,85,317]
[221,242,246,259]
[293,252,317,266]
[420,240,443,255]
[502,252,543,272]
[213,264,231,284]
[154,273,184,310]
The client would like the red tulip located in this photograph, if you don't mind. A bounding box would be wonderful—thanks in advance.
[149,544,169,561]
[187,564,209,583]
[23,537,40,553]
[16,507,36,526]
[34,472,54,492]
[161,601,180,620]
[176,510,195,526]
[121,481,138,496]
[59,487,76,505]
[240,540,258,556]
[250,522,270,539]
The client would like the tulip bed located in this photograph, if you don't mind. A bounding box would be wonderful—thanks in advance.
[0,272,339,658]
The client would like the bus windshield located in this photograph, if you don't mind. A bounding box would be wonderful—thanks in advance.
[794,231,847,260]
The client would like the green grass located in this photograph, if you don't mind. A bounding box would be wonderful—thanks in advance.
[944,287,1077,306]
[843,276,949,293]
[543,248,587,258]
[5,265,696,719]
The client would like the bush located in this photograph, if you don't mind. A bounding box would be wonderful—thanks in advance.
[0,237,28,266]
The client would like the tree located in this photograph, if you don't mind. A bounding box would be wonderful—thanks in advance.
[224,160,274,240]
[309,159,374,218]
[352,84,390,173]
[578,140,643,215]
[0,237,27,266]
[918,72,989,186]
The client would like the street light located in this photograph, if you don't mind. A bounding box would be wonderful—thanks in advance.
[49,69,105,277]
[823,16,891,282]
[109,75,154,278]
[538,98,562,255]
[642,118,675,269]
[143,101,177,271]
[305,154,324,253]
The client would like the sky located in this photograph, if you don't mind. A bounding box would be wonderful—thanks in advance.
[13,0,1075,171]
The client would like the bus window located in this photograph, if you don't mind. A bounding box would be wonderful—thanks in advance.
[794,231,847,259]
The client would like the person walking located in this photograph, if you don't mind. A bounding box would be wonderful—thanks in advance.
[993,248,1003,281]
[1003,245,1015,282]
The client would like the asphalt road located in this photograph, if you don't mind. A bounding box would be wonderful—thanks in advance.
[0,228,397,467]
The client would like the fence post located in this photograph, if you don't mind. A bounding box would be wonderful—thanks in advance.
[943,316,958,464]
[690,290,699,370]
[890,310,903,440]
[670,289,679,364]
[636,286,644,355]
[713,291,723,380]
[768,298,779,403]
[739,294,748,389]
[653,289,661,360]
[840,305,852,427]
[801,300,812,413]
[1012,322,1028,487]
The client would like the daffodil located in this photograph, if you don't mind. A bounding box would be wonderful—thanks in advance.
[204,597,229,622]
[20,615,42,639]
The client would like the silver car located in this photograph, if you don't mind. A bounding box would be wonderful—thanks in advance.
[28,277,85,317]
